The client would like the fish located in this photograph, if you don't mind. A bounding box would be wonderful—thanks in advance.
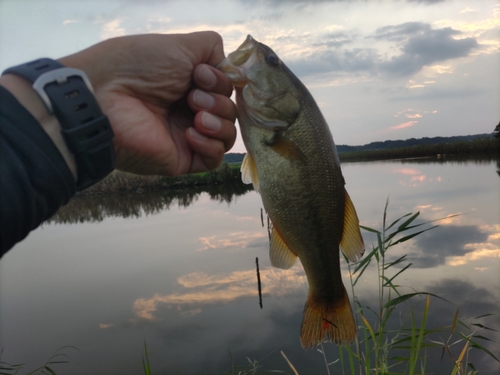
[218,35,365,348]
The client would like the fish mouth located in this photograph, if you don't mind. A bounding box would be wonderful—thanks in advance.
[218,35,258,87]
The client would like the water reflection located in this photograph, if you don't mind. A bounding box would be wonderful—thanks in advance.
[47,183,253,224]
[2,157,499,375]
[406,224,494,268]
[342,154,500,169]
[132,266,306,322]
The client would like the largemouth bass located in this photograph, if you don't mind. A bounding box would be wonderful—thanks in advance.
[218,35,364,348]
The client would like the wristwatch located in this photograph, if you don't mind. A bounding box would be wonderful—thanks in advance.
[2,58,115,190]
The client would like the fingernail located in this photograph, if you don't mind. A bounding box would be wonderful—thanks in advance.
[188,127,208,141]
[202,112,221,132]
[193,89,215,109]
[197,65,217,88]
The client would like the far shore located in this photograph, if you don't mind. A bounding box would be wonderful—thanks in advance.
[80,137,498,195]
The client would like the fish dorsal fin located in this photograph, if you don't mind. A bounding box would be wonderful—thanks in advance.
[269,227,297,269]
[240,153,260,192]
[339,189,365,262]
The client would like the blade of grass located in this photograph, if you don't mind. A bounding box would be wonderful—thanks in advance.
[280,351,299,375]
[385,212,413,231]
[451,340,469,375]
[142,338,151,375]
[410,294,430,375]
[460,334,500,362]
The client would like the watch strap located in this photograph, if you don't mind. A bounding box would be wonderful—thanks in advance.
[2,58,115,190]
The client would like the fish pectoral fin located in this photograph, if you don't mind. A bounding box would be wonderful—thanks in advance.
[269,227,297,269]
[240,153,260,192]
[339,189,365,262]
[268,133,307,165]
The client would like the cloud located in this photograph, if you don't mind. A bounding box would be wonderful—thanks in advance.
[407,0,447,3]
[287,47,379,77]
[312,31,353,48]
[287,22,478,79]
[460,7,478,14]
[376,23,478,76]
[100,18,126,39]
[391,121,418,130]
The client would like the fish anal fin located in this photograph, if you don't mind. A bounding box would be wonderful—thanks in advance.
[240,153,260,192]
[269,227,297,269]
[340,189,365,262]
[300,286,356,348]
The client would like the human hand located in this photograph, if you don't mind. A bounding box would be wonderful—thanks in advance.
[59,31,237,176]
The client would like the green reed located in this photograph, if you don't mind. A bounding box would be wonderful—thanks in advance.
[325,199,499,375]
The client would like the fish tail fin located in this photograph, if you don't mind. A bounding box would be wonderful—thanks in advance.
[300,286,356,348]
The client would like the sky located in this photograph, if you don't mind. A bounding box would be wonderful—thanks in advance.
[0,0,499,152]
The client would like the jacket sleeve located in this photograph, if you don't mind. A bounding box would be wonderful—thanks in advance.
[0,86,76,257]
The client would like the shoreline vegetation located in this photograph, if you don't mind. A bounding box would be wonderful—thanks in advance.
[80,136,499,195]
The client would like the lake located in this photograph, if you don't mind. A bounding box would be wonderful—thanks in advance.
[1,156,499,374]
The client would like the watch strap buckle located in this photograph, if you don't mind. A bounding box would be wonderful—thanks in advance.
[32,68,95,114]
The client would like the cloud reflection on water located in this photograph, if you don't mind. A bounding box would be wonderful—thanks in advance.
[407,223,499,268]
[132,266,306,321]
[197,231,266,251]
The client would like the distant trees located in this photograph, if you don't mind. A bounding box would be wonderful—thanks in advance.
[494,121,500,139]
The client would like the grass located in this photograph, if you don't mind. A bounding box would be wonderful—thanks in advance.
[80,162,244,195]
[0,347,77,375]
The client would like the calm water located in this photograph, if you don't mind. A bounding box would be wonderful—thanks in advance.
[1,157,499,374]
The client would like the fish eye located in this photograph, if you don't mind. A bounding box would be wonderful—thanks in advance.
[266,53,280,67]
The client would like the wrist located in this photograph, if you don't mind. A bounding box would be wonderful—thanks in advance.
[1,59,116,190]
[0,73,78,180]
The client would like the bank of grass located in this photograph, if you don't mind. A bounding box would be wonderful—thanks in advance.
[338,137,499,162]
[80,162,243,195]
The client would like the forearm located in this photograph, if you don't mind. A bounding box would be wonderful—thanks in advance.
[0,86,76,256]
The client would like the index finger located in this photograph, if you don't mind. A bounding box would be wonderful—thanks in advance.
[179,31,226,67]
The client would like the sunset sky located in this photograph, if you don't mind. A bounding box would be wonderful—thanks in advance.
[1,0,498,152]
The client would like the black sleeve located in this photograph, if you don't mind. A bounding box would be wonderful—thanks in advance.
[0,86,76,257]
